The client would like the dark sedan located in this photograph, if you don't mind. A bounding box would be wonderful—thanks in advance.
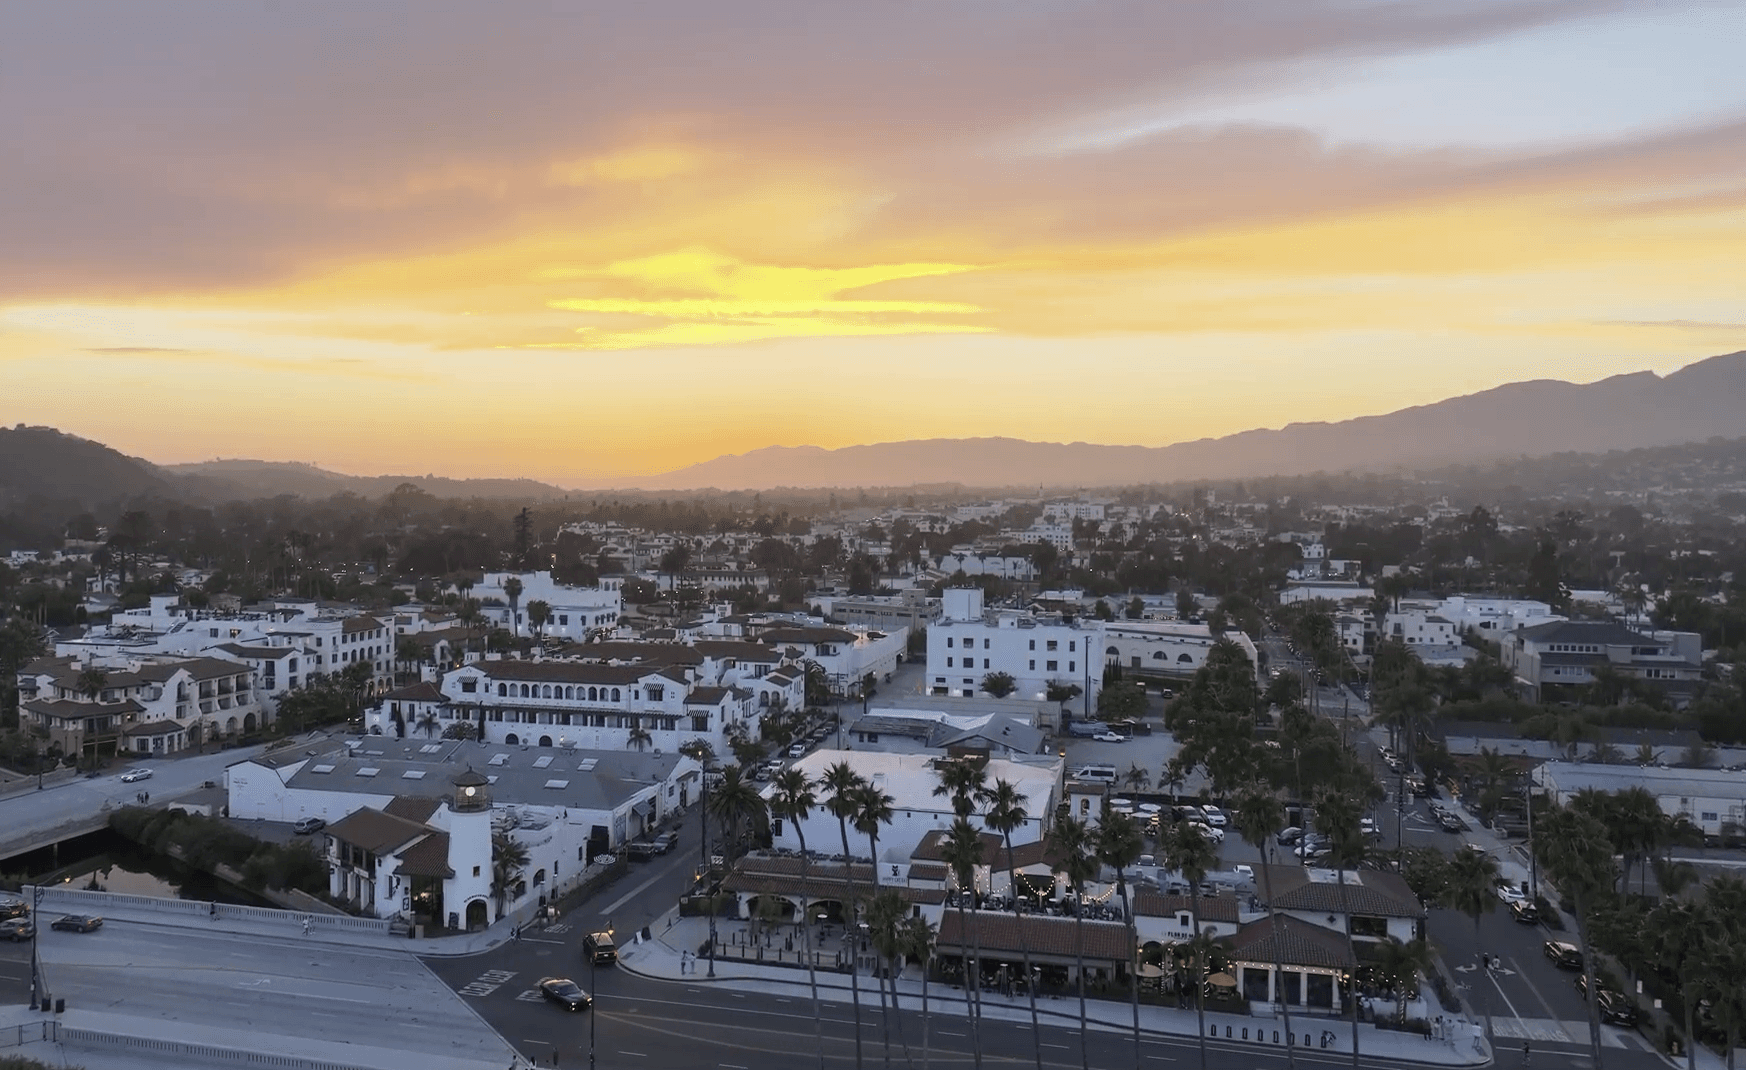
[0,918,35,942]
[1543,940,1583,970]
[1276,827,1304,846]
[50,915,103,933]
[539,977,592,1011]
[0,900,27,920]
[1509,899,1539,924]
[1577,975,1641,1025]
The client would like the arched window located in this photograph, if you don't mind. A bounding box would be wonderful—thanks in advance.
[1153,651,1167,660]
[1107,646,1119,656]
[543,685,553,699]
[611,688,621,702]
[497,683,507,696]
[589,687,599,701]
[520,684,530,698]
[1178,653,1193,663]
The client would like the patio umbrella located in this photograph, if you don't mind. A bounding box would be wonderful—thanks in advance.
[1206,972,1238,988]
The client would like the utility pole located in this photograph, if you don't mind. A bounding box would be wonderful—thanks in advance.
[1525,782,1537,900]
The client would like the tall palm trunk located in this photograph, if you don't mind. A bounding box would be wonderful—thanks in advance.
[1190,881,1210,1070]
[921,954,933,1070]
[1117,867,1141,1070]
[1336,866,1360,1070]
[796,824,826,1070]
[883,953,914,1069]
[957,896,983,1070]
[967,888,986,1061]
[1002,834,1044,1070]
[1074,894,1090,1070]
[1474,914,1493,1050]
[1257,856,1298,1067]
[837,814,866,1070]
[1572,893,1606,1070]
[864,830,891,1070]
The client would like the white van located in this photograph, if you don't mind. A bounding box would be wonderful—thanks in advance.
[1073,765,1119,784]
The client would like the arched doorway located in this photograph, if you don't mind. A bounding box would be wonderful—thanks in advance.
[539,735,552,747]
[225,716,239,736]
[243,712,257,732]
[505,733,520,745]
[465,899,489,931]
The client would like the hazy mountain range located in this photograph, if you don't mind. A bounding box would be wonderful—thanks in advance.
[3,348,1743,505]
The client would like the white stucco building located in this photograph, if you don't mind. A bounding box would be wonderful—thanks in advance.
[926,587,1103,703]
[474,571,623,641]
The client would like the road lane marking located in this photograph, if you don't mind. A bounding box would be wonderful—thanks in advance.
[619,1051,647,1057]
[722,1064,749,1068]
[600,866,673,916]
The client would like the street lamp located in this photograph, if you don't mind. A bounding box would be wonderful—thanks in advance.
[37,746,46,791]
[29,883,44,1009]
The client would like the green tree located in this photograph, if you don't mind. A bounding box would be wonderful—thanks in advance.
[705,765,768,866]
[1097,808,1146,1069]
[980,671,1016,699]
[822,761,870,1070]
[490,832,530,919]
[526,600,551,643]
[1231,784,1298,1070]
[1443,846,1501,1044]
[770,769,827,1070]
[1097,681,1147,721]
[1160,820,1219,1070]
[1535,805,1618,1070]
[502,576,523,634]
[1049,814,1098,1070]
[983,779,1044,1070]
[901,915,938,1070]
[940,816,987,1070]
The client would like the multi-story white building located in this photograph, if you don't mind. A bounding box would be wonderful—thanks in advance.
[937,553,1037,581]
[1502,620,1704,704]
[926,587,1102,703]
[18,652,266,755]
[756,624,908,694]
[1380,609,1460,647]
[474,571,622,641]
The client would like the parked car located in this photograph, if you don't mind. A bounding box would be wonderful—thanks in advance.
[1497,884,1527,904]
[0,918,35,942]
[120,768,153,783]
[1093,732,1126,743]
[51,915,103,933]
[1200,805,1228,827]
[584,931,618,965]
[624,842,660,862]
[0,899,28,920]
[1276,826,1305,846]
[651,832,680,854]
[1184,821,1224,845]
[292,817,326,835]
[1438,812,1468,833]
[787,744,806,759]
[1509,899,1539,924]
[1575,975,1640,1024]
[1543,940,1583,970]
[538,977,593,1011]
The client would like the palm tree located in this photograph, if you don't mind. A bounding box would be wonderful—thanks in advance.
[1444,845,1501,1045]
[1160,819,1218,1070]
[415,708,440,738]
[1374,937,1434,1023]
[527,600,551,644]
[503,576,523,635]
[1050,814,1098,1070]
[982,779,1044,1070]
[866,889,914,1070]
[1316,785,1372,1070]
[1098,807,1147,1069]
[706,765,768,867]
[933,755,990,1033]
[822,761,870,1070]
[1648,897,1712,1070]
[1535,804,1618,1070]
[627,722,653,752]
[490,832,530,919]
[395,636,423,684]
[940,816,987,1070]
[770,769,826,1070]
[901,914,938,1070]
[1231,784,1298,1070]
[1121,763,1152,793]
[851,783,896,887]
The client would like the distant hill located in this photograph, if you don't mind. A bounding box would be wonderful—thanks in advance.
[160,459,572,502]
[622,349,1746,490]
[0,425,167,508]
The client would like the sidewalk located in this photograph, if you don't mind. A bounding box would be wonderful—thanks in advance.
[615,910,1493,1067]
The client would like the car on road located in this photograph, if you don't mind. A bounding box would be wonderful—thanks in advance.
[1438,812,1468,833]
[1543,940,1583,970]
[292,817,326,835]
[787,744,807,759]
[50,915,103,933]
[651,831,679,854]
[583,931,618,965]
[1276,826,1304,846]
[624,842,661,861]
[1497,884,1527,904]
[1577,979,1640,1025]
[1093,732,1126,743]
[120,768,153,782]
[1509,899,1539,924]
[0,918,35,942]
[1184,821,1224,845]
[538,977,593,1011]
[0,899,27,920]
[1200,805,1227,827]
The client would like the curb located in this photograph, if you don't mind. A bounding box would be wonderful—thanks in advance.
[614,944,1490,1067]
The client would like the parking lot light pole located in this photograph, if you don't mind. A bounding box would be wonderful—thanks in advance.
[589,938,597,1070]
[29,883,43,1007]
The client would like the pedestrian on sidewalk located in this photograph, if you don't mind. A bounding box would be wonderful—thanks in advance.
[1522,1039,1531,1065]
[302,917,312,936]
[551,1048,560,1067]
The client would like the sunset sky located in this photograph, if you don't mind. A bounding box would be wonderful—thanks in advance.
[3,1,1744,484]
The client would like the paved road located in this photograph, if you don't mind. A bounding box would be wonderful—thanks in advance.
[8,910,516,1067]
[0,739,279,855]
